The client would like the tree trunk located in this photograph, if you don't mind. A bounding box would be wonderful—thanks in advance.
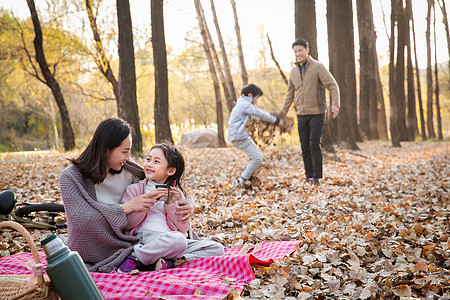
[210,0,236,111]
[389,0,401,147]
[151,0,173,144]
[406,0,417,141]
[437,0,450,79]
[433,2,443,140]
[194,0,226,147]
[327,0,359,150]
[230,0,248,87]
[294,0,318,59]
[26,0,75,150]
[85,0,120,106]
[200,1,234,115]
[395,0,410,141]
[375,58,389,140]
[410,1,427,140]
[426,0,435,138]
[357,0,378,140]
[117,0,143,152]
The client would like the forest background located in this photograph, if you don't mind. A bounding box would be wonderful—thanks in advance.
[0,0,449,152]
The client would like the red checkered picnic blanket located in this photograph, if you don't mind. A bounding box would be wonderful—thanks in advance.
[0,241,298,299]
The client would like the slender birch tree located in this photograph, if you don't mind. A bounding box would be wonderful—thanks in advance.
[230,0,248,86]
[194,0,226,147]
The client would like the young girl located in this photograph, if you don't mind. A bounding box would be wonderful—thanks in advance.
[118,143,224,273]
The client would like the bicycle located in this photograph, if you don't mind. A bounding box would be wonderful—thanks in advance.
[0,190,66,229]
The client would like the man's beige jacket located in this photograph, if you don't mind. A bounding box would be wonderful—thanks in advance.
[281,56,340,116]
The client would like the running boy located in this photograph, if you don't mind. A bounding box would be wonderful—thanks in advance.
[228,84,284,188]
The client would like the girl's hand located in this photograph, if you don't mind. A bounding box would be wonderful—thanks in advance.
[153,187,169,200]
[166,187,183,205]
[176,201,193,222]
[121,191,160,214]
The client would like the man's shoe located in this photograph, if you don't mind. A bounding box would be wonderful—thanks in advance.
[154,258,175,270]
[118,255,141,273]
[312,178,320,186]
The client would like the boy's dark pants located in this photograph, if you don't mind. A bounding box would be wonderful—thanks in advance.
[297,114,325,179]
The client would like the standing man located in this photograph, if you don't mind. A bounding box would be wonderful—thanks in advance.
[281,38,340,186]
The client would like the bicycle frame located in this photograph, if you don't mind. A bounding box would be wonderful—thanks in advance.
[0,191,64,230]
[0,212,59,229]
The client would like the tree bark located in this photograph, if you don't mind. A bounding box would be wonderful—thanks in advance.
[230,0,248,87]
[375,59,389,140]
[199,1,233,115]
[396,0,410,141]
[437,0,450,79]
[294,0,318,59]
[117,0,143,152]
[433,2,443,140]
[410,1,427,140]
[327,0,359,150]
[389,0,401,147]
[406,0,417,141]
[210,0,236,111]
[85,0,119,106]
[194,0,226,147]
[426,0,435,138]
[26,0,75,150]
[357,0,378,140]
[151,0,173,144]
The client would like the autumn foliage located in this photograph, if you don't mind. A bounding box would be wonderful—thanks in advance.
[0,141,449,298]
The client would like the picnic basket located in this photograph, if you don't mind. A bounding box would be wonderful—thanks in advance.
[0,221,59,300]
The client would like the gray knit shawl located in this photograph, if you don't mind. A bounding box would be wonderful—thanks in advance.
[59,161,143,273]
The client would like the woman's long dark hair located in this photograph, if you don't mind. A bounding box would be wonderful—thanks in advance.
[151,143,186,195]
[70,118,131,184]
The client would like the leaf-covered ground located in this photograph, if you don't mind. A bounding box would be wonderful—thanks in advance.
[0,141,449,299]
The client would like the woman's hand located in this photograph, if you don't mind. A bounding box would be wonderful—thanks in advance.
[176,201,193,222]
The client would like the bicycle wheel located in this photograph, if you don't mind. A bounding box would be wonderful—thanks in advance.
[15,203,65,215]
[15,203,66,229]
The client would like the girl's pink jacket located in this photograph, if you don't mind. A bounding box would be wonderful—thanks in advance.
[120,178,190,235]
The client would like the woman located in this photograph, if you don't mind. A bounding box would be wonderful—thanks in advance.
[59,118,193,272]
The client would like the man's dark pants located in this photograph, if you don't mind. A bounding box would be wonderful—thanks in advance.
[297,114,325,179]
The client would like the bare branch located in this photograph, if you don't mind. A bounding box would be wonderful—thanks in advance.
[13,15,45,83]
[267,34,288,85]
[68,81,115,102]
[378,0,390,42]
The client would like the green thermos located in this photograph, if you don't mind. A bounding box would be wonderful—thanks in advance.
[41,234,104,300]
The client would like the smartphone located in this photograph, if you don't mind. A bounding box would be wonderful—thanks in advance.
[155,184,170,189]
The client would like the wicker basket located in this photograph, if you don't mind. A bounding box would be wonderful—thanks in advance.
[0,221,60,300]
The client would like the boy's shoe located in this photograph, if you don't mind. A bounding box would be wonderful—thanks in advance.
[233,177,245,188]
[118,255,141,274]
[312,178,320,186]
[305,178,313,184]
[154,258,175,271]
